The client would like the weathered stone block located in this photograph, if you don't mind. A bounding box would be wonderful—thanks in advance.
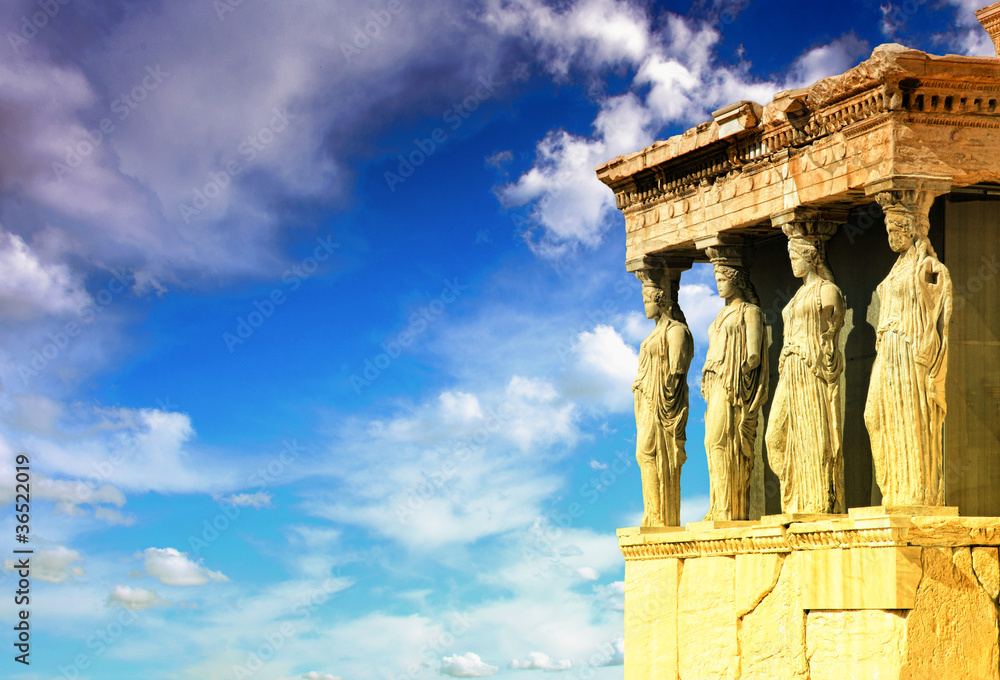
[900,547,1000,680]
[805,609,906,680]
[800,546,922,609]
[624,557,680,680]
[973,546,1000,601]
[678,555,736,679]
[738,553,808,680]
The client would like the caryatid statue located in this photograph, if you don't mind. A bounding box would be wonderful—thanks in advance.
[766,211,847,514]
[702,245,768,521]
[864,186,952,506]
[632,263,694,527]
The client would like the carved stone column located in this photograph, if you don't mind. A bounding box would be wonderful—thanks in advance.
[630,256,693,527]
[766,208,848,515]
[864,177,953,507]
[701,243,768,521]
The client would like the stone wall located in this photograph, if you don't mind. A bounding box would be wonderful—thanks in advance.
[621,515,1000,679]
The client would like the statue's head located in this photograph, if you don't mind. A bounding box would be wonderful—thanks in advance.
[885,209,919,253]
[642,285,668,320]
[713,264,759,306]
[787,237,835,282]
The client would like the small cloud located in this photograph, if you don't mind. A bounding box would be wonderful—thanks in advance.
[575,566,599,581]
[106,585,170,610]
[94,507,136,525]
[598,639,625,667]
[440,652,499,677]
[220,492,274,509]
[592,581,625,612]
[588,460,608,470]
[302,672,344,680]
[485,149,513,171]
[509,651,573,671]
[3,545,85,583]
[438,391,484,424]
[139,547,229,586]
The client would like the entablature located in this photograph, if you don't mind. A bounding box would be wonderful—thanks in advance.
[597,44,1000,263]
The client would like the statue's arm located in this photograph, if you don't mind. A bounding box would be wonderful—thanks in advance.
[743,306,763,372]
[819,283,846,346]
[666,325,691,376]
[916,256,952,373]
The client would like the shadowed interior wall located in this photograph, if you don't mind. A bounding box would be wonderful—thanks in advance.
[944,196,1000,516]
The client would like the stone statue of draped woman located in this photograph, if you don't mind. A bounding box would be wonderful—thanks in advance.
[702,253,768,521]
[765,237,846,514]
[864,206,951,506]
[633,283,694,526]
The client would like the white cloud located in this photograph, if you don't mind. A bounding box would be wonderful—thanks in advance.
[680,495,711,524]
[575,566,599,581]
[784,33,871,89]
[562,325,637,411]
[495,6,874,260]
[140,547,229,586]
[679,280,724,347]
[952,10,997,57]
[2,545,85,583]
[106,585,171,610]
[592,581,625,612]
[503,376,578,450]
[93,506,135,526]
[497,129,618,258]
[484,0,650,77]
[885,1,996,58]
[33,474,127,517]
[307,379,579,549]
[0,231,91,319]
[302,673,344,680]
[221,491,274,509]
[588,460,608,470]
[509,651,574,671]
[18,406,242,495]
[599,639,625,667]
[439,391,486,425]
[0,428,131,523]
[441,652,499,678]
[0,0,531,294]
[287,526,341,549]
[618,311,651,344]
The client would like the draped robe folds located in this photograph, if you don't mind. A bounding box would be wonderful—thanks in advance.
[765,280,845,514]
[864,246,951,506]
[633,317,694,526]
[702,302,768,521]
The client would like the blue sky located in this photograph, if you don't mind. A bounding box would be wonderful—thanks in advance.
[0,1,993,678]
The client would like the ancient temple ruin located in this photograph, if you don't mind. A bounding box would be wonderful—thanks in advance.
[599,6,1000,678]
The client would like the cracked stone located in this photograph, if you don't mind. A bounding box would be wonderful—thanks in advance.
[739,552,808,679]
[900,547,1000,680]
[973,546,1000,602]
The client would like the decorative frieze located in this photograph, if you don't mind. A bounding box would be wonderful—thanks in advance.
[618,515,1000,561]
